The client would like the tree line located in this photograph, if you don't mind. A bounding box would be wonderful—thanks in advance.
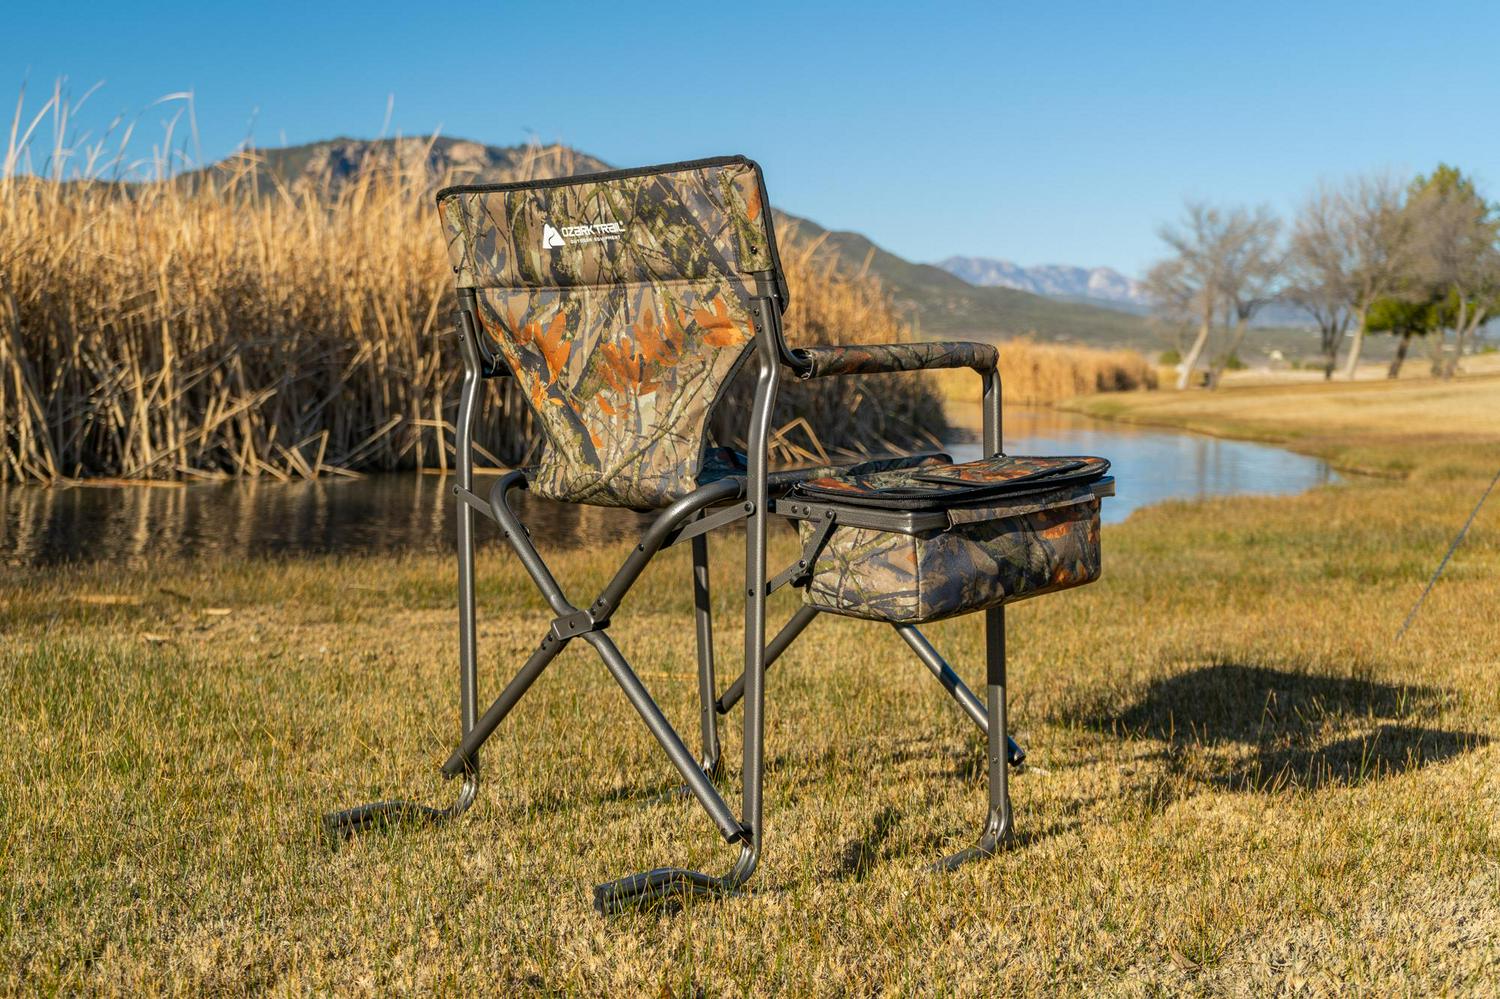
[1147,165,1500,389]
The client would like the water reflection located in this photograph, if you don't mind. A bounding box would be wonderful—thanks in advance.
[2,408,1336,567]
[0,475,651,568]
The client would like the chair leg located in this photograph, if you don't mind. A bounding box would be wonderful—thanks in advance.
[594,844,758,915]
[932,606,1014,870]
[323,410,485,841]
[893,623,1026,767]
[595,343,779,913]
[592,558,766,913]
[585,617,763,914]
[593,519,768,912]
[323,772,479,841]
[464,470,759,914]
[692,534,721,777]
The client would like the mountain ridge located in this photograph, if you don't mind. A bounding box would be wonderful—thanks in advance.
[938,256,1148,309]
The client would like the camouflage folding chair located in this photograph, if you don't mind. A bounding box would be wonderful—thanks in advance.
[324,156,1113,913]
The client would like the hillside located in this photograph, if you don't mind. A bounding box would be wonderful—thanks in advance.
[773,211,1158,345]
[206,136,1164,348]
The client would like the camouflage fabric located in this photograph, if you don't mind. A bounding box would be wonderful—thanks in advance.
[798,489,1102,624]
[437,156,777,508]
[792,341,998,380]
[793,454,1110,509]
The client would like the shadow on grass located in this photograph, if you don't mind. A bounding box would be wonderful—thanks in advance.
[834,806,902,881]
[1225,723,1485,791]
[1069,663,1487,792]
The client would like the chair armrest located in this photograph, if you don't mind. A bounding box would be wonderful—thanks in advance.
[788,341,997,380]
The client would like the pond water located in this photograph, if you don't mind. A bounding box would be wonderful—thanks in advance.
[0,408,1336,567]
[946,407,1339,523]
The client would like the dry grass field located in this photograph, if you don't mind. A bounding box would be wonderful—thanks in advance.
[4,377,1500,994]
[1067,371,1500,479]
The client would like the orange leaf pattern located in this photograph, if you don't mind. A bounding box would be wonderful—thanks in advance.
[535,312,570,382]
[693,297,749,348]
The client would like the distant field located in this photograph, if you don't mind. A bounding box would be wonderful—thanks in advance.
[931,340,1157,407]
[4,377,1498,992]
[1066,370,1500,477]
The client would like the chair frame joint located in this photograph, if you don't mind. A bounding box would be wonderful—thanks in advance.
[550,609,601,641]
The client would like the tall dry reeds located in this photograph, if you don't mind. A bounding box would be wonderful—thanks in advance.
[0,90,946,482]
[992,340,1157,404]
[0,102,461,482]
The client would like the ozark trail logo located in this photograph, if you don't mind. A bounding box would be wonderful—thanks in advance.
[541,218,626,249]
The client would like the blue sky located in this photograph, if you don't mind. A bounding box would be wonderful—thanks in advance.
[6,1,1497,276]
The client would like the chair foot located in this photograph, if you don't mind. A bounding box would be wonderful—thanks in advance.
[929,796,1013,872]
[593,867,729,915]
[322,772,479,843]
[594,844,757,915]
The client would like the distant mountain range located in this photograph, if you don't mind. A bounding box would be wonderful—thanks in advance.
[767,213,1156,345]
[937,257,1149,310]
[936,255,1317,329]
[205,137,1177,349]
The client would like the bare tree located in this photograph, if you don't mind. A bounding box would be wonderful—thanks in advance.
[1338,174,1414,379]
[1148,204,1220,390]
[1147,202,1276,390]
[1285,186,1355,379]
[1207,208,1282,388]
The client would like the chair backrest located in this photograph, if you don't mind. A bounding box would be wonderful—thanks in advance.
[437,155,785,509]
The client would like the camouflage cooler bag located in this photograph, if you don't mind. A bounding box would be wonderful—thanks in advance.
[788,455,1109,625]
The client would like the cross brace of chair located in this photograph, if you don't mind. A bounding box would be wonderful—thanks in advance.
[323,315,1018,912]
[325,466,1021,912]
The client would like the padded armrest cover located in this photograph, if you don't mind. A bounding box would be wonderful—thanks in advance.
[791,341,997,379]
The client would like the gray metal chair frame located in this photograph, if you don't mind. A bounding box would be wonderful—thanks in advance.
[326,290,1018,913]
[325,177,1024,916]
